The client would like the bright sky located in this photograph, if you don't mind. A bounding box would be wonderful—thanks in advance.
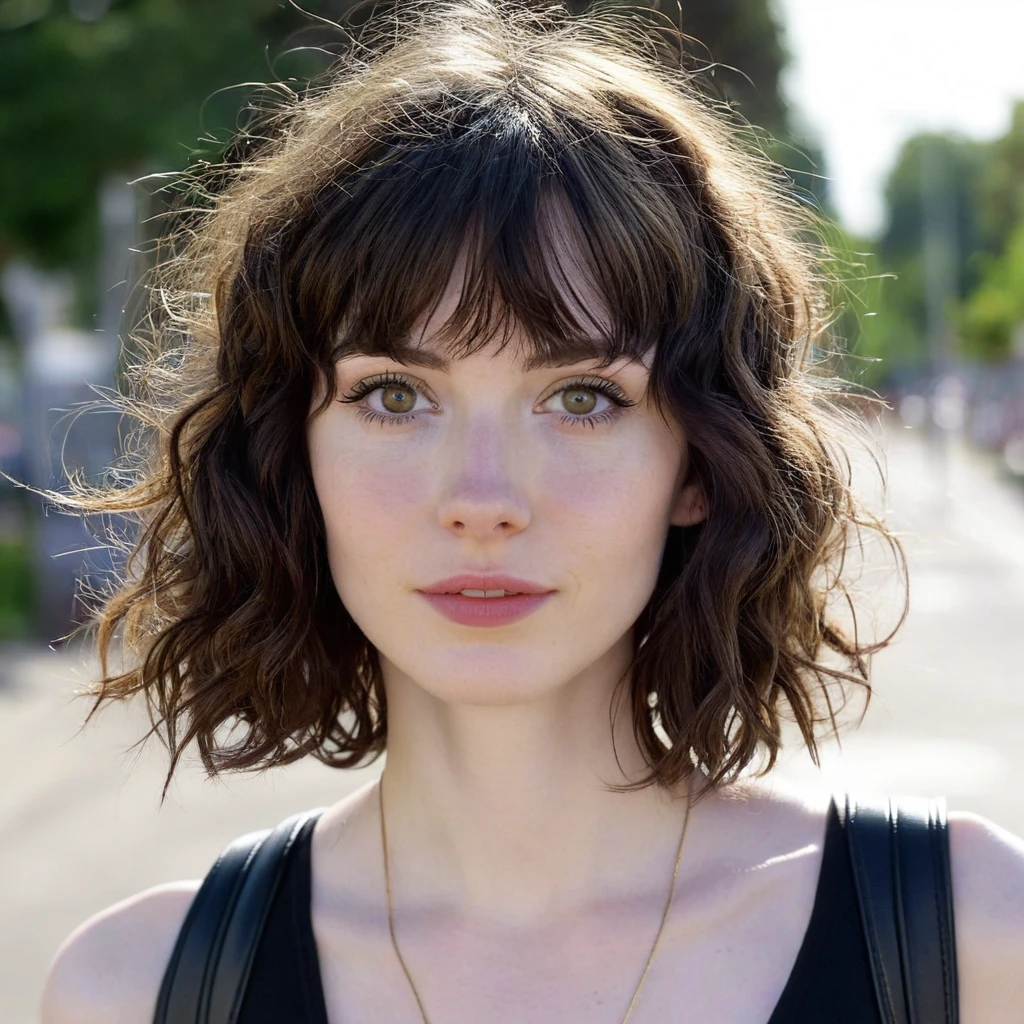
[776,0,1024,238]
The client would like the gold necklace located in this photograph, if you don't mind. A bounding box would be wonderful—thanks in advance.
[378,776,693,1024]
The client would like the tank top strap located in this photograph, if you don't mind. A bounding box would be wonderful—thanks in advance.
[235,813,329,1023]
[767,796,883,1022]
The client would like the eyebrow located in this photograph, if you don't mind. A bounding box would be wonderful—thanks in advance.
[340,342,634,373]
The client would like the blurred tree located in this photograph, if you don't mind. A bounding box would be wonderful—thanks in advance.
[0,0,818,298]
[863,131,988,380]
[959,221,1024,361]
[667,0,790,134]
[807,222,905,394]
[650,0,829,212]
[878,133,987,299]
[958,100,1024,362]
[0,0,314,273]
[974,100,1024,257]
[862,108,1024,377]
[847,250,925,390]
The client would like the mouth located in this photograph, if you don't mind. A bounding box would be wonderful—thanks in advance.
[450,588,524,598]
[416,577,556,627]
[419,575,554,597]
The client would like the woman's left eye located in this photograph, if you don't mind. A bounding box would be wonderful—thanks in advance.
[540,377,636,429]
[338,373,635,428]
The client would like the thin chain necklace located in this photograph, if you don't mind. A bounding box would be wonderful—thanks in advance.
[378,776,693,1024]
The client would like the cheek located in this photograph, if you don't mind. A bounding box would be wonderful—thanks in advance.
[539,427,682,598]
[310,433,432,579]
[542,429,680,537]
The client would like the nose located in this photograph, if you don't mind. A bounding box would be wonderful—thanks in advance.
[436,413,531,538]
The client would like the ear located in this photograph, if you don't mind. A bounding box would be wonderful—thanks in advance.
[669,475,707,528]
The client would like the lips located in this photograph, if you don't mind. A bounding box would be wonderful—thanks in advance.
[416,588,555,627]
[419,574,554,596]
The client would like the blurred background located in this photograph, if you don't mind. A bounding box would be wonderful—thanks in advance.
[2,1,1023,1020]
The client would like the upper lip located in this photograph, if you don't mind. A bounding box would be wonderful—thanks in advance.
[419,575,554,595]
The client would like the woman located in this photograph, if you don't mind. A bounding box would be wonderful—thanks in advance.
[40,0,1024,1020]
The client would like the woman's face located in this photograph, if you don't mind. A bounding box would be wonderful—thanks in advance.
[306,253,706,709]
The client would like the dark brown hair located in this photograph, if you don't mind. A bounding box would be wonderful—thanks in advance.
[25,0,906,799]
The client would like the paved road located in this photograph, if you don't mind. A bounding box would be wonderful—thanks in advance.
[773,414,1024,827]
[2,413,1023,1023]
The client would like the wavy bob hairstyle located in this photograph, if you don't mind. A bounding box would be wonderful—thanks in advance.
[33,0,906,799]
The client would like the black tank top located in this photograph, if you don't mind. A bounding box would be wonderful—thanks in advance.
[236,798,882,1022]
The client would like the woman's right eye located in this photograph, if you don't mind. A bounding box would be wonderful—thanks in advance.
[372,380,419,414]
[339,373,436,426]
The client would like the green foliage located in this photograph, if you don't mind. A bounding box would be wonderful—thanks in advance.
[878,133,988,295]
[667,0,792,135]
[861,105,1024,383]
[974,100,1024,256]
[647,0,831,213]
[811,224,916,394]
[0,534,34,639]
[0,0,315,269]
[959,222,1024,361]
[2,0,807,281]
[852,261,928,387]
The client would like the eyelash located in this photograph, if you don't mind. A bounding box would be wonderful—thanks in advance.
[338,371,636,429]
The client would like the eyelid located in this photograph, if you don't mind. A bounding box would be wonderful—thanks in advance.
[539,373,636,406]
[338,370,436,404]
[341,370,632,398]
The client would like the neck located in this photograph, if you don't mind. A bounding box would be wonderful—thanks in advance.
[378,646,699,927]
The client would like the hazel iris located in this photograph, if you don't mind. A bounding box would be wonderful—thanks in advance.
[561,388,597,414]
[381,385,417,414]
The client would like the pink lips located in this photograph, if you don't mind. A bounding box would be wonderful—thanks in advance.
[417,575,556,627]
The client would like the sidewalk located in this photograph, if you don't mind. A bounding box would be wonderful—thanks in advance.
[772,415,1024,830]
[1,643,380,1024]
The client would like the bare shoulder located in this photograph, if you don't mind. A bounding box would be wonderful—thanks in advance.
[947,809,1024,1022]
[40,879,200,1024]
[708,775,833,850]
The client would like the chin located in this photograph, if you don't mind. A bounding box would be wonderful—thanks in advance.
[379,633,630,710]
[425,678,557,707]
[393,645,568,706]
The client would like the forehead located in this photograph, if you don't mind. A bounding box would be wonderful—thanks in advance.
[335,203,652,372]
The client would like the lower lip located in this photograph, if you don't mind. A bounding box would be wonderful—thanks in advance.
[417,591,555,627]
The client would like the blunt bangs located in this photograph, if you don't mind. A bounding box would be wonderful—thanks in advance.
[279,93,715,419]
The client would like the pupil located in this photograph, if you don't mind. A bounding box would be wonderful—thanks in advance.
[563,388,596,414]
[382,386,416,413]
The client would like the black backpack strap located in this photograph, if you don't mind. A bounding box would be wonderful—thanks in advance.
[153,807,327,1024]
[843,793,960,1024]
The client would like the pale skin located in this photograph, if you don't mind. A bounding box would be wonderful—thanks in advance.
[42,240,1024,1022]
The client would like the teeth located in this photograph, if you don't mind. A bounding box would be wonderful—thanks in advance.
[458,589,520,598]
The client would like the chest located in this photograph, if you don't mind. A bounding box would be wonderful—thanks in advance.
[310,858,820,1024]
